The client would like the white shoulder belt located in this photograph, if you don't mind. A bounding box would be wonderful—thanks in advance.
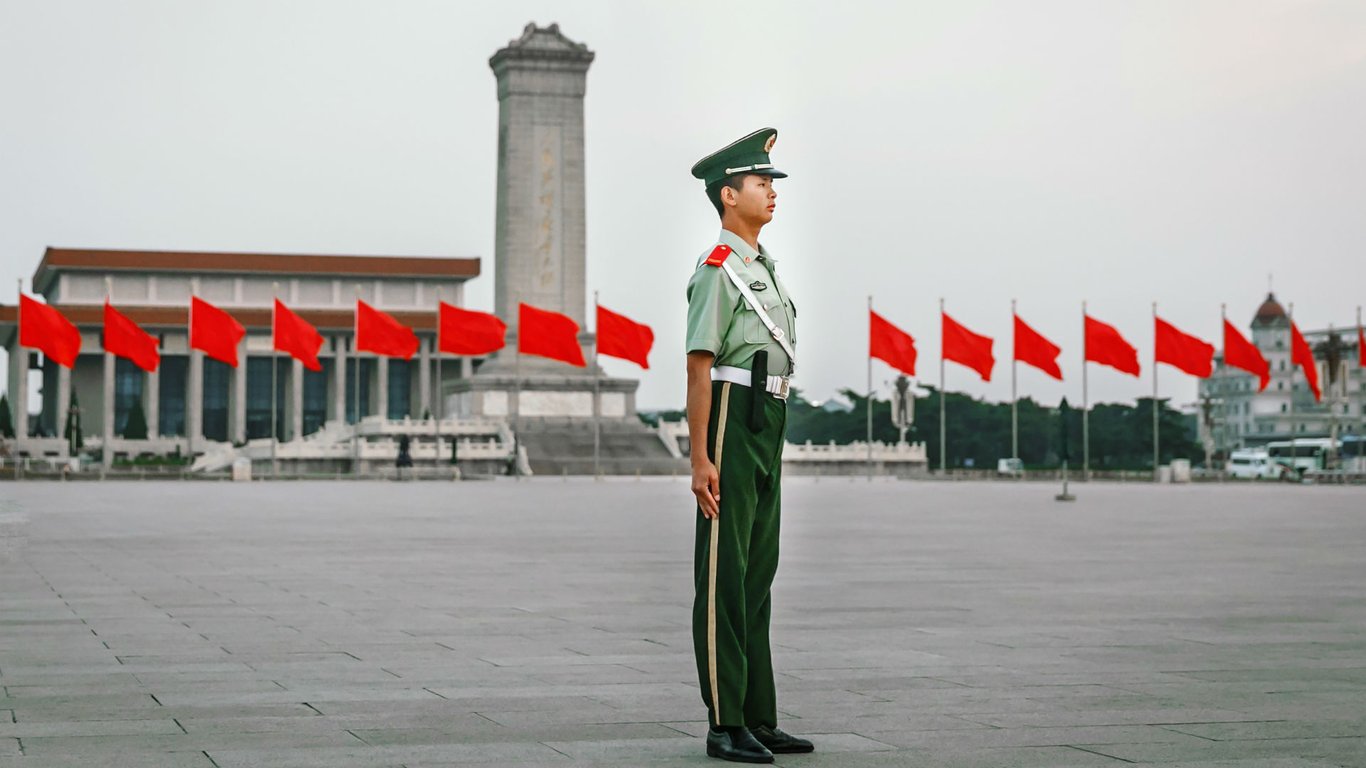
[718,260,796,373]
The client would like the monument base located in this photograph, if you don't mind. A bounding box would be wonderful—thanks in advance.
[446,367,637,419]
[445,371,686,475]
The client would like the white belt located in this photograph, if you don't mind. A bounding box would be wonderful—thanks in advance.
[711,365,790,401]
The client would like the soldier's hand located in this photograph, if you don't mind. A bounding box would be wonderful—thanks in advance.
[692,461,721,519]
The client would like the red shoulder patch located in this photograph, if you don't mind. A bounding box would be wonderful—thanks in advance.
[703,244,731,267]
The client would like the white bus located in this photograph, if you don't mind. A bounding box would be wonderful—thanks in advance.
[1266,438,1335,477]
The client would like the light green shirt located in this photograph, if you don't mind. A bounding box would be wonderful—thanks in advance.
[685,228,796,376]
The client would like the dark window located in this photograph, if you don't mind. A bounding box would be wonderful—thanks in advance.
[245,357,287,440]
[114,358,144,435]
[203,359,231,442]
[303,359,330,435]
[387,360,411,419]
[345,357,374,424]
[158,355,187,436]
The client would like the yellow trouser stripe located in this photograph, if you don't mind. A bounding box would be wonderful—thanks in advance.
[708,382,731,723]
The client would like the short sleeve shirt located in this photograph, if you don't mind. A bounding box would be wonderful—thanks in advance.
[685,228,796,376]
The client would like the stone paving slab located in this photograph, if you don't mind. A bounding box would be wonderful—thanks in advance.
[2,479,1364,766]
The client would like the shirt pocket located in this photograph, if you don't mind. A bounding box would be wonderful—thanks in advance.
[742,297,784,344]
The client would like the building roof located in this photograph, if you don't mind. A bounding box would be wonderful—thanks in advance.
[32,248,481,294]
[1252,292,1288,327]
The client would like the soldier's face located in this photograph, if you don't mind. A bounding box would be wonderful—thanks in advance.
[725,174,777,225]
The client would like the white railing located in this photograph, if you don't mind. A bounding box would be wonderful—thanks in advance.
[656,420,927,465]
[784,439,928,464]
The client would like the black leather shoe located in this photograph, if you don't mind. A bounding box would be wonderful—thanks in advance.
[751,725,815,754]
[706,727,774,763]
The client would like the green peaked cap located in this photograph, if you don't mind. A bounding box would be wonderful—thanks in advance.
[690,127,788,187]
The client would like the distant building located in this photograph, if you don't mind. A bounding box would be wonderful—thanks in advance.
[1198,293,1364,453]
[1,247,480,459]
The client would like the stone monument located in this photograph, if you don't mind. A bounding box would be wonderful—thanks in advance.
[451,23,638,424]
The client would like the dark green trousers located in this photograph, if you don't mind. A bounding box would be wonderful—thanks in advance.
[693,380,787,729]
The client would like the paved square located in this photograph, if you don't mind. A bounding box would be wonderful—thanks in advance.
[1,479,1363,767]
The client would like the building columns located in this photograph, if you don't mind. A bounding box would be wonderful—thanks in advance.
[145,367,159,437]
[290,358,303,440]
[56,363,71,450]
[187,350,204,451]
[231,342,247,444]
[102,351,114,468]
[8,342,29,442]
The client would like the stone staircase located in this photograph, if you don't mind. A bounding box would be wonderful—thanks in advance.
[515,417,688,476]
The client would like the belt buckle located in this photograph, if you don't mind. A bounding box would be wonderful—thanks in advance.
[774,376,790,401]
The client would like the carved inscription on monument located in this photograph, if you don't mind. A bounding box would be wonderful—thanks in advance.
[532,125,563,295]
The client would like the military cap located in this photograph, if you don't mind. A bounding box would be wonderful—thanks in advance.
[690,127,788,187]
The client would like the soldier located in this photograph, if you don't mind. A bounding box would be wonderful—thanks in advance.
[685,128,813,763]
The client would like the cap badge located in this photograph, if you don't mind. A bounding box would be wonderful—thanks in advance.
[763,134,776,153]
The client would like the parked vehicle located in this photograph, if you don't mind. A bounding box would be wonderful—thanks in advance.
[997,457,1023,476]
[1266,438,1335,478]
[1226,449,1281,479]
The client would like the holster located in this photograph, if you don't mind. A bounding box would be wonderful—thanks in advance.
[749,350,768,433]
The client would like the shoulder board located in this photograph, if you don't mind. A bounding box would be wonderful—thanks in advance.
[702,244,731,267]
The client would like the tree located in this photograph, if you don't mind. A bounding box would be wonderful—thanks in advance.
[785,386,1202,469]
[0,393,13,438]
[64,390,84,452]
[123,397,148,440]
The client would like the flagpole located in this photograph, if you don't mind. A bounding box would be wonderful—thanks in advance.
[352,286,360,474]
[866,295,873,481]
[271,283,279,478]
[435,286,443,470]
[1082,300,1089,482]
[939,297,946,476]
[1011,299,1018,463]
[593,291,601,480]
[514,317,522,480]
[1288,301,1296,472]
[1152,301,1159,483]
[104,277,115,471]
[188,279,198,458]
[1223,302,1234,464]
[14,279,22,476]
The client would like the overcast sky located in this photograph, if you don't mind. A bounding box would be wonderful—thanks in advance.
[2,0,1364,412]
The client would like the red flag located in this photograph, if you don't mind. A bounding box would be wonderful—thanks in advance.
[869,309,917,376]
[1154,316,1213,378]
[518,303,586,366]
[596,304,653,369]
[1290,319,1320,402]
[19,294,81,368]
[1222,319,1269,391]
[1359,323,1365,368]
[104,300,159,372]
[942,312,994,381]
[190,296,246,367]
[273,299,323,372]
[356,300,419,360]
[1013,314,1062,380]
[1084,314,1140,376]
[438,302,506,356]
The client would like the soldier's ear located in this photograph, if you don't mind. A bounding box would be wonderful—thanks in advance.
[719,185,738,208]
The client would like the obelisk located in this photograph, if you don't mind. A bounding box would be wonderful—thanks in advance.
[489,22,594,349]
[452,23,637,421]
